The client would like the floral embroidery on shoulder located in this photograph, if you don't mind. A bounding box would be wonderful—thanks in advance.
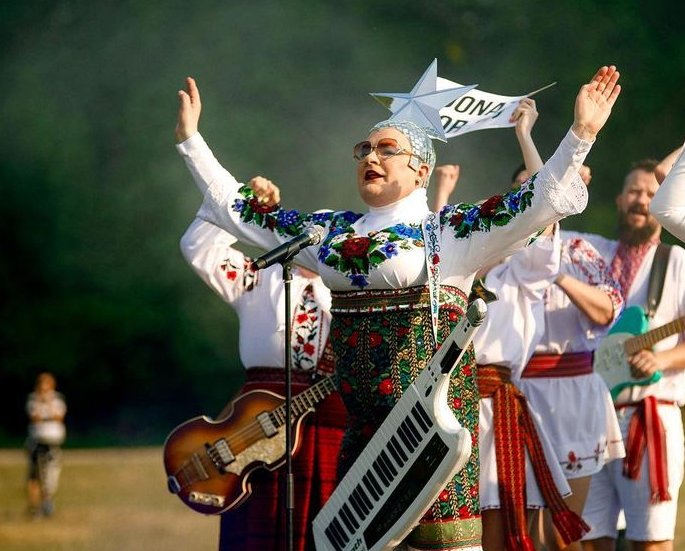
[317,217,424,289]
[219,256,260,291]
[441,178,536,239]
[563,238,623,312]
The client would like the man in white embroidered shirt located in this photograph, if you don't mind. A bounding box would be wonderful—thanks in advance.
[573,159,685,551]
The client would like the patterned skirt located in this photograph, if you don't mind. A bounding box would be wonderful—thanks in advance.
[330,285,481,550]
[219,368,347,551]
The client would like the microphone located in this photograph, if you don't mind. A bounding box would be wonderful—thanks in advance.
[252,225,326,270]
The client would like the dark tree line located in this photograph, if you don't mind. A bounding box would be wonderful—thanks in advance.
[1,0,683,444]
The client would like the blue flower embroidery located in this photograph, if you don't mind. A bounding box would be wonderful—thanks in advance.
[277,209,300,227]
[381,242,399,258]
[392,224,422,240]
[349,274,370,289]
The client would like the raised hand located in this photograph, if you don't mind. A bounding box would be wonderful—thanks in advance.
[249,176,281,207]
[572,65,621,142]
[510,98,538,139]
[432,164,460,212]
[176,77,202,143]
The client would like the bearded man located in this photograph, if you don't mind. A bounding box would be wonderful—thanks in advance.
[567,160,685,551]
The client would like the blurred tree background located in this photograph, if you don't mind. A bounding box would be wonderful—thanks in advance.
[1,0,684,445]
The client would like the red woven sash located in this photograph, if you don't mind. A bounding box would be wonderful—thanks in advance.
[522,352,594,378]
[478,365,590,551]
[617,397,673,503]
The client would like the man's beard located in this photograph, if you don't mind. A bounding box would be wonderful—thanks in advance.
[617,207,660,245]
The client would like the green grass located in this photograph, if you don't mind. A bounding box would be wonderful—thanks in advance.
[1,447,685,550]
[0,448,218,551]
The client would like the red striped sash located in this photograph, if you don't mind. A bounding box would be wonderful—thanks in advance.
[522,352,594,378]
[616,397,675,503]
[478,365,589,550]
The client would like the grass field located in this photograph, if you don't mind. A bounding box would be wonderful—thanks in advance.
[0,448,218,551]
[1,447,685,550]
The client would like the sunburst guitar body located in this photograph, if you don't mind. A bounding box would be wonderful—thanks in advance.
[164,375,336,514]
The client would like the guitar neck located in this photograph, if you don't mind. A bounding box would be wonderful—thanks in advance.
[270,376,336,428]
[625,316,685,355]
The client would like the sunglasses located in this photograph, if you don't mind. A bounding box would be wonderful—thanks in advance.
[353,138,414,161]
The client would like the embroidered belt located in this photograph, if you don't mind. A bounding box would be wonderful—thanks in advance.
[478,365,589,551]
[521,352,594,378]
[330,285,467,314]
[616,397,675,503]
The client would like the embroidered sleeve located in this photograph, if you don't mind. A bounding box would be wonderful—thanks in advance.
[177,133,338,272]
[439,128,591,276]
[562,237,624,319]
[180,218,259,303]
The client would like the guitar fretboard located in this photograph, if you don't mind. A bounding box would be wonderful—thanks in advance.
[624,316,685,355]
[270,376,336,427]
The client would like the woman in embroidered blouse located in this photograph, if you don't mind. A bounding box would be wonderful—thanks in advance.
[651,143,685,242]
[175,66,620,551]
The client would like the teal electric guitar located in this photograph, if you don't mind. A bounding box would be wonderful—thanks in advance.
[593,306,685,400]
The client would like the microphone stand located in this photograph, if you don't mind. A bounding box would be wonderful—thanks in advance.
[281,257,295,551]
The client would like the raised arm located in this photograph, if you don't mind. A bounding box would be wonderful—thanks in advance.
[432,164,460,212]
[655,144,684,184]
[174,78,325,272]
[650,143,685,241]
[511,97,543,175]
[440,66,621,278]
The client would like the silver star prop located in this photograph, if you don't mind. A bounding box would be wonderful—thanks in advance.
[370,59,477,142]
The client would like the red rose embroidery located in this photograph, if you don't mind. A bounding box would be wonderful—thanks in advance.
[369,332,383,348]
[341,237,372,260]
[432,253,440,265]
[347,331,359,347]
[463,365,472,376]
[248,197,278,214]
[479,195,504,217]
[458,505,471,519]
[296,313,310,323]
[452,398,462,410]
[450,212,464,227]
[568,451,577,462]
[378,378,393,395]
[448,310,459,322]
[303,343,315,356]
[225,271,238,281]
[438,490,450,502]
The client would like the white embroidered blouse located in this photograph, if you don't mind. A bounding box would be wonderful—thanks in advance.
[177,128,592,299]
[181,218,332,371]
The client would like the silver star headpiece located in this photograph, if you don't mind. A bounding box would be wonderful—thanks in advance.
[370,59,477,142]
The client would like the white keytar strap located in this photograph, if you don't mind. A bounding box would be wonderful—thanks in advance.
[422,212,442,350]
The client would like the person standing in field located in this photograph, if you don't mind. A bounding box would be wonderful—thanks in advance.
[25,372,66,518]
